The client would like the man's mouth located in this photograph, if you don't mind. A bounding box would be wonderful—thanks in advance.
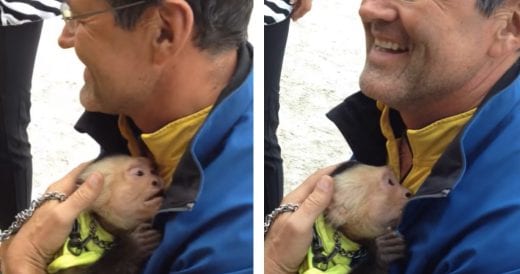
[374,38,409,53]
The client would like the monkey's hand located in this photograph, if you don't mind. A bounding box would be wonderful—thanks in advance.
[374,229,407,271]
[86,223,162,274]
[128,223,162,261]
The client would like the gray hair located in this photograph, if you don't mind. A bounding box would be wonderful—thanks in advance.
[476,0,507,16]
[105,0,252,54]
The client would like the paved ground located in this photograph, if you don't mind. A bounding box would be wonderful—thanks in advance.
[277,0,365,193]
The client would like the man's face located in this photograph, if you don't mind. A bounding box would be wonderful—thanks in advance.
[358,0,498,109]
[58,0,156,114]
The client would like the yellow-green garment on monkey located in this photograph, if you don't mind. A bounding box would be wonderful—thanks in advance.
[298,215,364,274]
[47,212,114,273]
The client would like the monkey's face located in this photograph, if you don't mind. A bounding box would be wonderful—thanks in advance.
[92,156,165,231]
[326,164,411,242]
[363,167,411,237]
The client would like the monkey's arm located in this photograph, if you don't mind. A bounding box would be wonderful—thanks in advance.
[351,230,407,274]
[85,223,161,274]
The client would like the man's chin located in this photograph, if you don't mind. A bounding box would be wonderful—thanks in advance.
[79,89,121,115]
[79,89,107,113]
[80,98,102,112]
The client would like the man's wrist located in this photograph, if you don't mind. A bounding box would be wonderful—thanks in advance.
[3,263,47,274]
[2,251,47,274]
[264,255,296,274]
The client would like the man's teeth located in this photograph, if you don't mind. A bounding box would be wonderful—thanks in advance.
[374,38,407,51]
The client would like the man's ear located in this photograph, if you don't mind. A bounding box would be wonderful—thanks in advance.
[488,2,520,57]
[152,0,194,63]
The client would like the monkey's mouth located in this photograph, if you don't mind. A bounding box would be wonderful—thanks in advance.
[146,190,165,202]
[387,217,401,230]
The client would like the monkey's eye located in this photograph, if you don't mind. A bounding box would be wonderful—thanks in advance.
[129,167,145,177]
[387,179,395,186]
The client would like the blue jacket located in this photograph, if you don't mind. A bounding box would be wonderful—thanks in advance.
[75,43,253,274]
[327,61,520,274]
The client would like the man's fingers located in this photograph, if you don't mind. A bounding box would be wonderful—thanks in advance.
[292,175,334,228]
[283,165,336,204]
[59,172,104,221]
[291,0,312,21]
[46,162,92,194]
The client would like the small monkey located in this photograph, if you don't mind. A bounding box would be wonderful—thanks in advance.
[299,161,411,274]
[48,155,165,274]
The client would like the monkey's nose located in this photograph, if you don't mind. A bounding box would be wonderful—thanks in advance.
[152,180,163,188]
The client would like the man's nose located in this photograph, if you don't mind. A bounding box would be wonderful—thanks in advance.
[58,23,75,49]
[359,0,398,23]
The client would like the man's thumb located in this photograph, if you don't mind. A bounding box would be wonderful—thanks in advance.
[295,175,334,227]
[61,172,104,220]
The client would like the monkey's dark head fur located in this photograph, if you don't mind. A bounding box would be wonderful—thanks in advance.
[330,160,369,177]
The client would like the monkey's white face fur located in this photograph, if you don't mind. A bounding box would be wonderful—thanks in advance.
[77,155,165,232]
[325,164,411,242]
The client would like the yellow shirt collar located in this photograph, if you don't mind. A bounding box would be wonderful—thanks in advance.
[379,103,475,193]
[118,106,212,186]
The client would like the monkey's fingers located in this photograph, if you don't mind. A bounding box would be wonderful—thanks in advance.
[136,234,162,257]
[376,235,406,249]
[134,222,153,232]
[133,229,162,241]
[379,251,407,264]
[378,229,403,240]
[377,245,407,266]
[138,235,161,248]
[141,233,162,247]
[378,243,406,255]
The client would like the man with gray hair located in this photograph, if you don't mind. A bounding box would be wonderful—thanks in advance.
[1,0,253,273]
[265,0,520,273]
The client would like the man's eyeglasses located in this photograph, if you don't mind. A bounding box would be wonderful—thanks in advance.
[60,0,147,21]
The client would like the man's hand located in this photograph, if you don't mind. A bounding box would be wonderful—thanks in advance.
[264,166,335,274]
[291,0,312,21]
[0,163,104,274]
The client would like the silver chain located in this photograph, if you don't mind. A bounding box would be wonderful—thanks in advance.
[264,203,300,236]
[0,192,67,242]
[333,231,367,259]
[88,218,115,250]
[67,214,115,255]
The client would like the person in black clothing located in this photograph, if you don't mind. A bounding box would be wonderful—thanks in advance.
[0,22,43,230]
[264,0,312,216]
[0,0,61,230]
